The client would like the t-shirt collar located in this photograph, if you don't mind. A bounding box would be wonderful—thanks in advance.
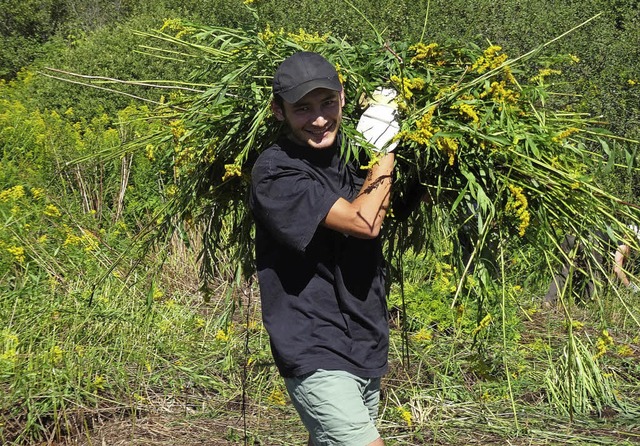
[279,133,341,164]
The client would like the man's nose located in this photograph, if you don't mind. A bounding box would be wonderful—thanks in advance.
[311,112,328,126]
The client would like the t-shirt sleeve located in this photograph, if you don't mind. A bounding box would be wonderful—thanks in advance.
[251,156,340,253]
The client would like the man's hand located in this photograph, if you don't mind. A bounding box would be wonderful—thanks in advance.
[356,87,400,153]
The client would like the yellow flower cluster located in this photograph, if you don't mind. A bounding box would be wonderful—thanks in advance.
[1,348,18,365]
[412,328,433,343]
[258,24,285,46]
[63,228,100,252]
[595,329,614,359]
[258,25,329,48]
[398,106,438,146]
[156,319,172,333]
[335,63,346,85]
[84,234,100,252]
[145,144,155,161]
[44,204,61,218]
[267,389,287,406]
[464,274,478,289]
[432,260,457,294]
[472,313,493,336]
[169,119,186,141]
[93,375,106,391]
[152,287,164,300]
[505,184,530,237]
[215,328,231,342]
[174,145,197,176]
[0,185,26,202]
[360,152,384,171]
[471,45,508,74]
[159,19,196,39]
[552,127,580,143]
[2,331,19,345]
[30,188,44,200]
[160,18,182,33]
[63,233,81,247]
[0,330,19,365]
[616,344,634,357]
[480,80,520,104]
[50,345,64,364]
[287,28,330,46]
[436,137,459,166]
[451,102,480,125]
[165,184,178,197]
[222,163,242,181]
[409,42,440,65]
[530,68,562,84]
[397,406,413,427]
[390,75,426,101]
[7,246,25,264]
[502,65,518,85]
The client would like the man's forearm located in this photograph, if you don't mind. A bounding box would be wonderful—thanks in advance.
[354,152,394,228]
[321,153,395,239]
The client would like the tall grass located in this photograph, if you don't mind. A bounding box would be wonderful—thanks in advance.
[0,212,233,443]
[0,101,242,442]
[1,186,639,443]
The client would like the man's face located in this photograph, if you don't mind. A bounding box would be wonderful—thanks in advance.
[272,88,345,150]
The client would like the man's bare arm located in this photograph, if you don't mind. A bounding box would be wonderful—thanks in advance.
[322,153,394,239]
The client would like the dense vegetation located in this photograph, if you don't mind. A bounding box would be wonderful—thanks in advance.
[1,0,639,444]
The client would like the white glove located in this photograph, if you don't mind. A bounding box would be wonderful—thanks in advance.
[356,87,400,153]
[629,283,640,293]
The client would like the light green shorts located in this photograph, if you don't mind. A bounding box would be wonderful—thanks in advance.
[284,369,381,446]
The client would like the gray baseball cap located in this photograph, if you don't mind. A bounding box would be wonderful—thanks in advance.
[272,52,342,103]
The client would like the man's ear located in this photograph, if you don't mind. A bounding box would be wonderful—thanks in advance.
[271,100,285,121]
[340,89,346,107]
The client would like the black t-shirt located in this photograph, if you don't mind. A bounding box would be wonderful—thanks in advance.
[249,136,389,378]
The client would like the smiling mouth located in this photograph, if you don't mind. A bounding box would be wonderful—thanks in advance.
[307,123,334,137]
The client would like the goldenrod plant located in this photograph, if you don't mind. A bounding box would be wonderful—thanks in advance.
[62,9,639,296]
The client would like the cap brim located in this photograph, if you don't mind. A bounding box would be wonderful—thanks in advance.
[278,77,342,103]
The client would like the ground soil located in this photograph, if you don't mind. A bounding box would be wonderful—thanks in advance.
[55,398,309,446]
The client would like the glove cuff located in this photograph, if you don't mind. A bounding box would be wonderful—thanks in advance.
[361,104,398,123]
[371,87,398,108]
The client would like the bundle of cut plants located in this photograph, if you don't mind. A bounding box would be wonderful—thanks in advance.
[90,15,640,297]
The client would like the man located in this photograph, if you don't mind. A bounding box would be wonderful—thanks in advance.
[543,226,639,308]
[542,234,602,307]
[249,51,399,446]
[613,224,640,292]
